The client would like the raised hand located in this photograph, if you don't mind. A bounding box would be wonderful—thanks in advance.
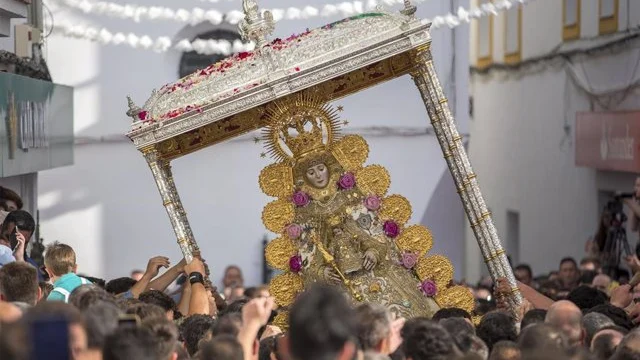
[13,232,25,262]
[387,317,405,354]
[242,297,275,327]
[145,256,170,279]
[611,284,633,309]
[184,257,206,276]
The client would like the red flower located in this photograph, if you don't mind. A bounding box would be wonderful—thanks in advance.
[294,67,300,72]
[137,111,148,121]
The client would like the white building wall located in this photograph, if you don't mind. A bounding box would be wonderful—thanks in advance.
[40,0,471,285]
[467,0,640,279]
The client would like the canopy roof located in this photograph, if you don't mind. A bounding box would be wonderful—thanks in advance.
[126,4,431,160]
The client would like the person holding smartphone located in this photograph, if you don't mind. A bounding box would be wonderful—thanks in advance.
[0,210,44,280]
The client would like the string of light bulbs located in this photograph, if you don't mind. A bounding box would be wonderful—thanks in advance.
[48,0,394,25]
[53,21,255,54]
[50,0,533,55]
[48,0,527,26]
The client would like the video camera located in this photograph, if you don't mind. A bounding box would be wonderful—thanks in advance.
[605,193,634,227]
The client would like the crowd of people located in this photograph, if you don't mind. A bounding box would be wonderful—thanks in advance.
[1,185,640,360]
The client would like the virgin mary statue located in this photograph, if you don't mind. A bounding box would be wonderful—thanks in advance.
[260,92,473,325]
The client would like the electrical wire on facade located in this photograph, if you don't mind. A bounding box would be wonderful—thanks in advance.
[471,27,640,77]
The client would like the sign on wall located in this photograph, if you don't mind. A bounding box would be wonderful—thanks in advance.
[575,111,640,173]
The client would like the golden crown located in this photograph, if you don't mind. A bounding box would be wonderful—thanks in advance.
[262,93,341,163]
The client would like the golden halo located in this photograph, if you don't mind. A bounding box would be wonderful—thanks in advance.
[262,199,295,233]
[269,272,304,306]
[415,255,454,289]
[332,135,370,171]
[435,285,475,313]
[395,225,433,256]
[259,163,294,198]
[378,194,412,225]
[265,236,298,271]
[356,165,391,197]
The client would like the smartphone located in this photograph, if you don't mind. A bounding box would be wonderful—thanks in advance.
[30,317,70,360]
[8,225,19,252]
[118,314,140,329]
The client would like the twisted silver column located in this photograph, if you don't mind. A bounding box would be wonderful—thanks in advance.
[143,147,197,263]
[410,46,522,310]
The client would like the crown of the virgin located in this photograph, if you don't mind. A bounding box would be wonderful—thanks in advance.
[262,93,341,163]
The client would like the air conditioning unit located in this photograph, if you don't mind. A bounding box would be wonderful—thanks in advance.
[15,24,36,58]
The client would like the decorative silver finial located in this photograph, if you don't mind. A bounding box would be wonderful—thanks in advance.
[400,0,417,19]
[126,96,142,120]
[238,0,275,48]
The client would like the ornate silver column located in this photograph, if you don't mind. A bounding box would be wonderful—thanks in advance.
[142,146,198,263]
[410,46,522,308]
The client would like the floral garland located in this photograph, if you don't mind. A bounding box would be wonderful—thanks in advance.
[157,29,313,98]
[136,29,315,123]
[159,51,258,96]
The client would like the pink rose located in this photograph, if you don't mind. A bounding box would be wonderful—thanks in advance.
[419,279,437,297]
[286,224,303,239]
[338,172,356,190]
[289,255,303,273]
[292,191,310,207]
[401,252,418,269]
[383,220,400,238]
[363,195,381,211]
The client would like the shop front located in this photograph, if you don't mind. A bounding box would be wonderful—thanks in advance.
[576,110,640,243]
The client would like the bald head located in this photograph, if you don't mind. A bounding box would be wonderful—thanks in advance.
[610,330,640,360]
[592,274,612,294]
[545,300,584,347]
[591,328,624,351]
